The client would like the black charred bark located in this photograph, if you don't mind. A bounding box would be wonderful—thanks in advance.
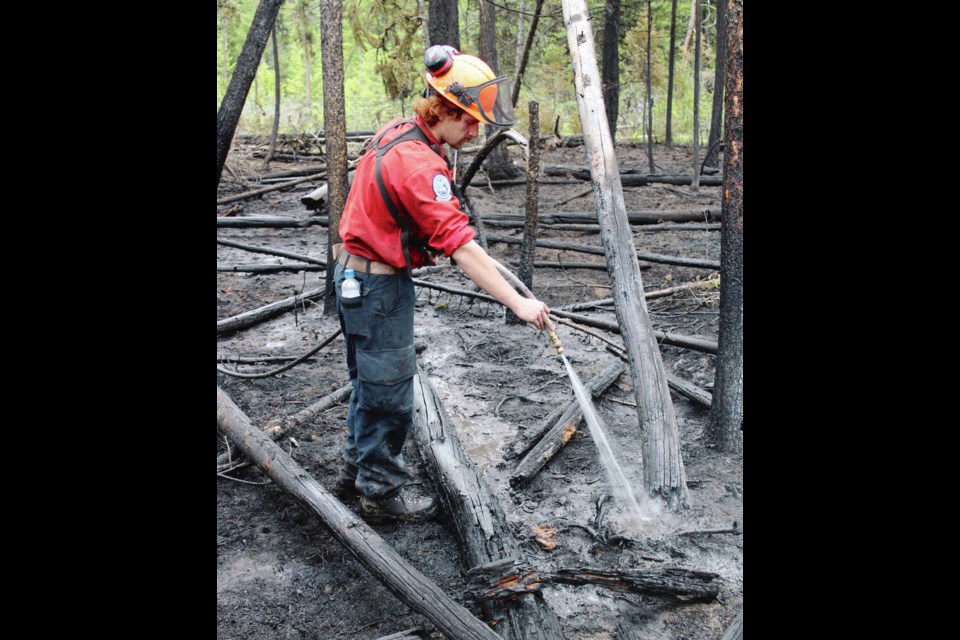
[217,0,284,191]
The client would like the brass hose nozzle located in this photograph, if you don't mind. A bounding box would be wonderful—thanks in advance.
[547,330,564,355]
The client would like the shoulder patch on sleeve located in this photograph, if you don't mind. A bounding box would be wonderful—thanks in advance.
[432,174,453,202]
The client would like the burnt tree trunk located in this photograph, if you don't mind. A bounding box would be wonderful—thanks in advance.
[602,0,620,145]
[706,0,743,453]
[217,0,285,191]
[508,101,541,326]
[645,0,655,173]
[553,3,690,507]
[691,0,702,191]
[412,371,565,639]
[478,0,520,180]
[704,0,726,169]
[261,22,281,171]
[216,387,502,640]
[320,0,348,316]
[428,0,460,48]
[665,0,679,146]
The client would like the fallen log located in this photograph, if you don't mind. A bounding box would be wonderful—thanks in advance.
[217,171,329,205]
[217,383,352,467]
[464,559,719,603]
[218,263,325,274]
[486,234,721,269]
[483,210,721,225]
[217,238,328,266]
[549,309,718,354]
[542,567,719,601]
[603,346,715,410]
[563,277,719,311]
[412,371,565,639]
[217,387,501,640]
[216,216,306,228]
[544,165,722,187]
[509,363,624,486]
[374,629,428,640]
[506,362,624,463]
[510,260,649,271]
[217,286,325,336]
[489,221,719,232]
[665,375,713,409]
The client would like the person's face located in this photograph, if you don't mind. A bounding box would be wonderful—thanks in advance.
[438,111,480,149]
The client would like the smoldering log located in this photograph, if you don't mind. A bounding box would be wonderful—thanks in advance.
[217,238,328,266]
[216,388,501,640]
[506,362,624,464]
[544,165,723,187]
[217,286,325,336]
[464,560,720,603]
[541,568,719,601]
[411,371,565,640]
[486,234,721,270]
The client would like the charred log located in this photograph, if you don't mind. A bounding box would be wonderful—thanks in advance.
[412,371,565,639]
[216,387,501,640]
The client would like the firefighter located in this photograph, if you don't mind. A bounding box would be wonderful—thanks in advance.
[332,46,551,523]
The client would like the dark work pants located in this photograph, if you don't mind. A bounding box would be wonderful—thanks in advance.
[334,262,417,499]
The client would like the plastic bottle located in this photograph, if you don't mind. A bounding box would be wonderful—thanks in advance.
[341,268,361,301]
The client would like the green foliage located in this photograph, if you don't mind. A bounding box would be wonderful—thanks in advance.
[216,0,725,144]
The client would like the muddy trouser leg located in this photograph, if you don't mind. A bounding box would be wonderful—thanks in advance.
[334,262,416,499]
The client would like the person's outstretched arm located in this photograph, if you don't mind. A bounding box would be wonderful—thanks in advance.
[451,240,551,329]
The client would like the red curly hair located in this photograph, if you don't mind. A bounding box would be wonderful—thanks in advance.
[413,94,466,126]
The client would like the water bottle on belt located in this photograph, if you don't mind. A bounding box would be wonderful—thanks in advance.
[341,268,361,307]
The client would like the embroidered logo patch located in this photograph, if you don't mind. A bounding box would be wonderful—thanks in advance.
[432,174,453,202]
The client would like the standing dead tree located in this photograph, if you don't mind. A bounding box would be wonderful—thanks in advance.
[320,0,348,316]
[217,0,285,190]
[216,387,502,640]
[707,0,743,452]
[412,371,565,639]
[560,0,689,509]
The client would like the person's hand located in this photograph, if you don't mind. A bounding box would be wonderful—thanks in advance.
[512,297,551,330]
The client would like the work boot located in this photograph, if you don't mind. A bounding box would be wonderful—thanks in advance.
[360,490,438,523]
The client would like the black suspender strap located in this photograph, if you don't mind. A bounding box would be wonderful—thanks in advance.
[371,119,445,276]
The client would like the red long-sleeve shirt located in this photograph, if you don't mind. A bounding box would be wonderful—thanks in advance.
[338,117,476,270]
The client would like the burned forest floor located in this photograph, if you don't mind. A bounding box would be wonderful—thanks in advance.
[217,137,742,640]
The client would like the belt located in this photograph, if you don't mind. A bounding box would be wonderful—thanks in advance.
[331,243,401,275]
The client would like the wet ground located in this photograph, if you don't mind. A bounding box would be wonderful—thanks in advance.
[217,139,742,639]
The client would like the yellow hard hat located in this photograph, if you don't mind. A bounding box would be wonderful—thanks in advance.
[423,45,515,128]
